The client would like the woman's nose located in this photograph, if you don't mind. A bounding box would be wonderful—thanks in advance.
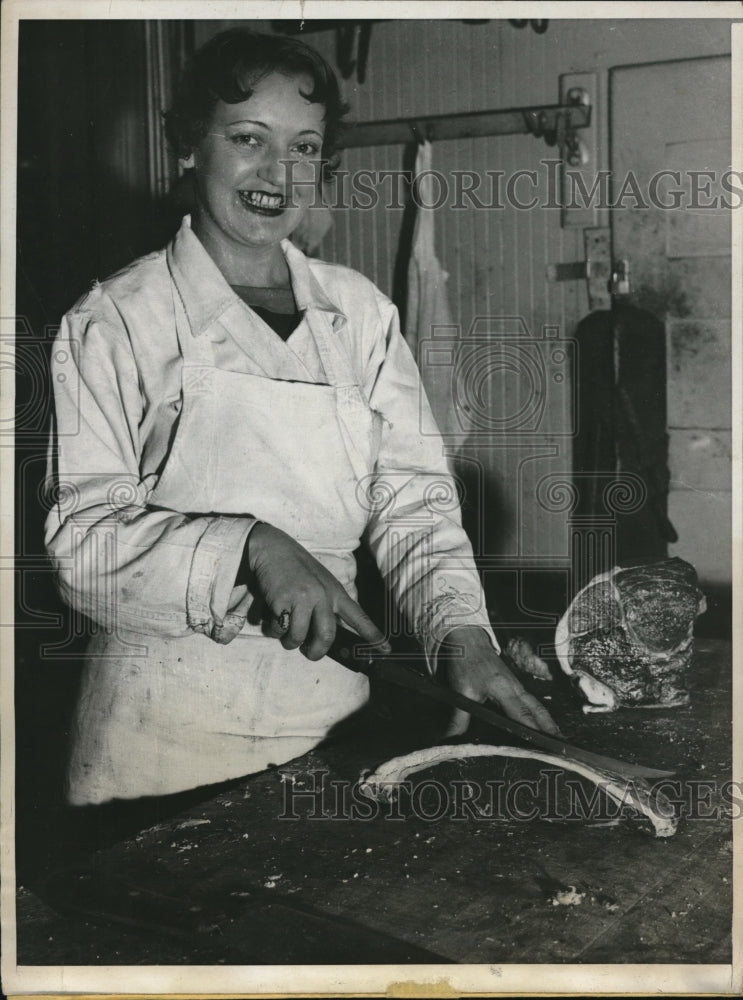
[256,148,286,188]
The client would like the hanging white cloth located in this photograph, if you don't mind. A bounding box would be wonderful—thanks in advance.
[405,141,467,453]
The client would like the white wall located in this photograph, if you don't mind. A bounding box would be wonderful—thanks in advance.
[194,17,735,574]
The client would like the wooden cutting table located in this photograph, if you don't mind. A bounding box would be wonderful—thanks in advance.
[15,639,733,966]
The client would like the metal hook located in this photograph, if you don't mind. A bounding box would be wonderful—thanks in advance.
[356,22,373,84]
[409,121,427,145]
[335,24,357,80]
[509,18,549,34]
[335,22,374,84]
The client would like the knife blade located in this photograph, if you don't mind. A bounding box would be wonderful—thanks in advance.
[327,627,674,782]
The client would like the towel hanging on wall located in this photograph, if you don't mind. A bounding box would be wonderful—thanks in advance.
[405,141,469,453]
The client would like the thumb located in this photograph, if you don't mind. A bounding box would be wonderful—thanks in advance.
[444,707,471,738]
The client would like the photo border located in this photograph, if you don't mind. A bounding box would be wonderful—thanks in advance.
[1,2,740,996]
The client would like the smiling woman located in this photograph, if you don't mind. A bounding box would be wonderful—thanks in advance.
[43,28,558,806]
[163,31,348,281]
[185,73,327,279]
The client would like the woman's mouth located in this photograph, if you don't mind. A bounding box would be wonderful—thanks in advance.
[238,190,286,216]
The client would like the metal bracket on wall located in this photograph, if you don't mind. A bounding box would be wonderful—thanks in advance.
[522,96,592,153]
[546,226,612,311]
[559,72,599,229]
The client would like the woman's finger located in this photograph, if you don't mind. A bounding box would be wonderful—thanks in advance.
[492,686,562,737]
[300,604,338,660]
[516,694,563,737]
[478,662,561,737]
[335,593,391,651]
[444,707,471,738]
[443,672,481,737]
[280,603,312,650]
[263,604,293,639]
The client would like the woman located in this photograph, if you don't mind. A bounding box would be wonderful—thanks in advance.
[45,29,558,806]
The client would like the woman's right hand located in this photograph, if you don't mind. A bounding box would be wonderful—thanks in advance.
[245,522,390,660]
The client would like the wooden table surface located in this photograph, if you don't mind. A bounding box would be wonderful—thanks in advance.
[15,638,734,966]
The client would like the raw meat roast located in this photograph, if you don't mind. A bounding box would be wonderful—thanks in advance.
[555,558,705,713]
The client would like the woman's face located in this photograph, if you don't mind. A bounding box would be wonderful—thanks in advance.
[188,71,326,259]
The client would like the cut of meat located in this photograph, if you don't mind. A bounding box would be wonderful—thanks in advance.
[555,558,706,713]
[616,560,703,652]
[359,744,678,837]
[568,579,621,635]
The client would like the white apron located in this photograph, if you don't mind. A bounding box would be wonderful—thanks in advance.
[67,253,382,804]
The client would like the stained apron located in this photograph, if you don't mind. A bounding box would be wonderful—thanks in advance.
[67,252,382,804]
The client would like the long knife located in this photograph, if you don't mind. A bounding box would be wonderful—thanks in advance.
[327,627,674,782]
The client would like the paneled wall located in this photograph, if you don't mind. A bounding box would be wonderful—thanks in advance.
[195,18,733,592]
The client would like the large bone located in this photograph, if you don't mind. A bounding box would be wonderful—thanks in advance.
[359,743,678,838]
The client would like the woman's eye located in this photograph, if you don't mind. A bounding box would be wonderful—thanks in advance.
[293,142,321,157]
[230,133,261,148]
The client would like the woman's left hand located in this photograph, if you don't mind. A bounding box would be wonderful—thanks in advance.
[438,626,561,738]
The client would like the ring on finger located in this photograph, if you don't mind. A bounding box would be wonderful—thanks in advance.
[273,609,291,634]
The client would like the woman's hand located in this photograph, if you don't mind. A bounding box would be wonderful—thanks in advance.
[246,522,390,660]
[438,626,561,737]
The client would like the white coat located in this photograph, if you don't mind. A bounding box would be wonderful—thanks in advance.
[45,217,497,804]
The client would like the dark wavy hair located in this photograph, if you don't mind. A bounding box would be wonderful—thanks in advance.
[164,28,350,183]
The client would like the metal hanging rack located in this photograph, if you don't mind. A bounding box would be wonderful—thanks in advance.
[339,90,591,161]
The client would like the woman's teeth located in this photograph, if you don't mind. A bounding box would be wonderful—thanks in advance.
[239,190,285,212]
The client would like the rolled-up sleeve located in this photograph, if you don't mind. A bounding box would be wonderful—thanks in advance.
[361,295,499,671]
[45,310,255,642]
